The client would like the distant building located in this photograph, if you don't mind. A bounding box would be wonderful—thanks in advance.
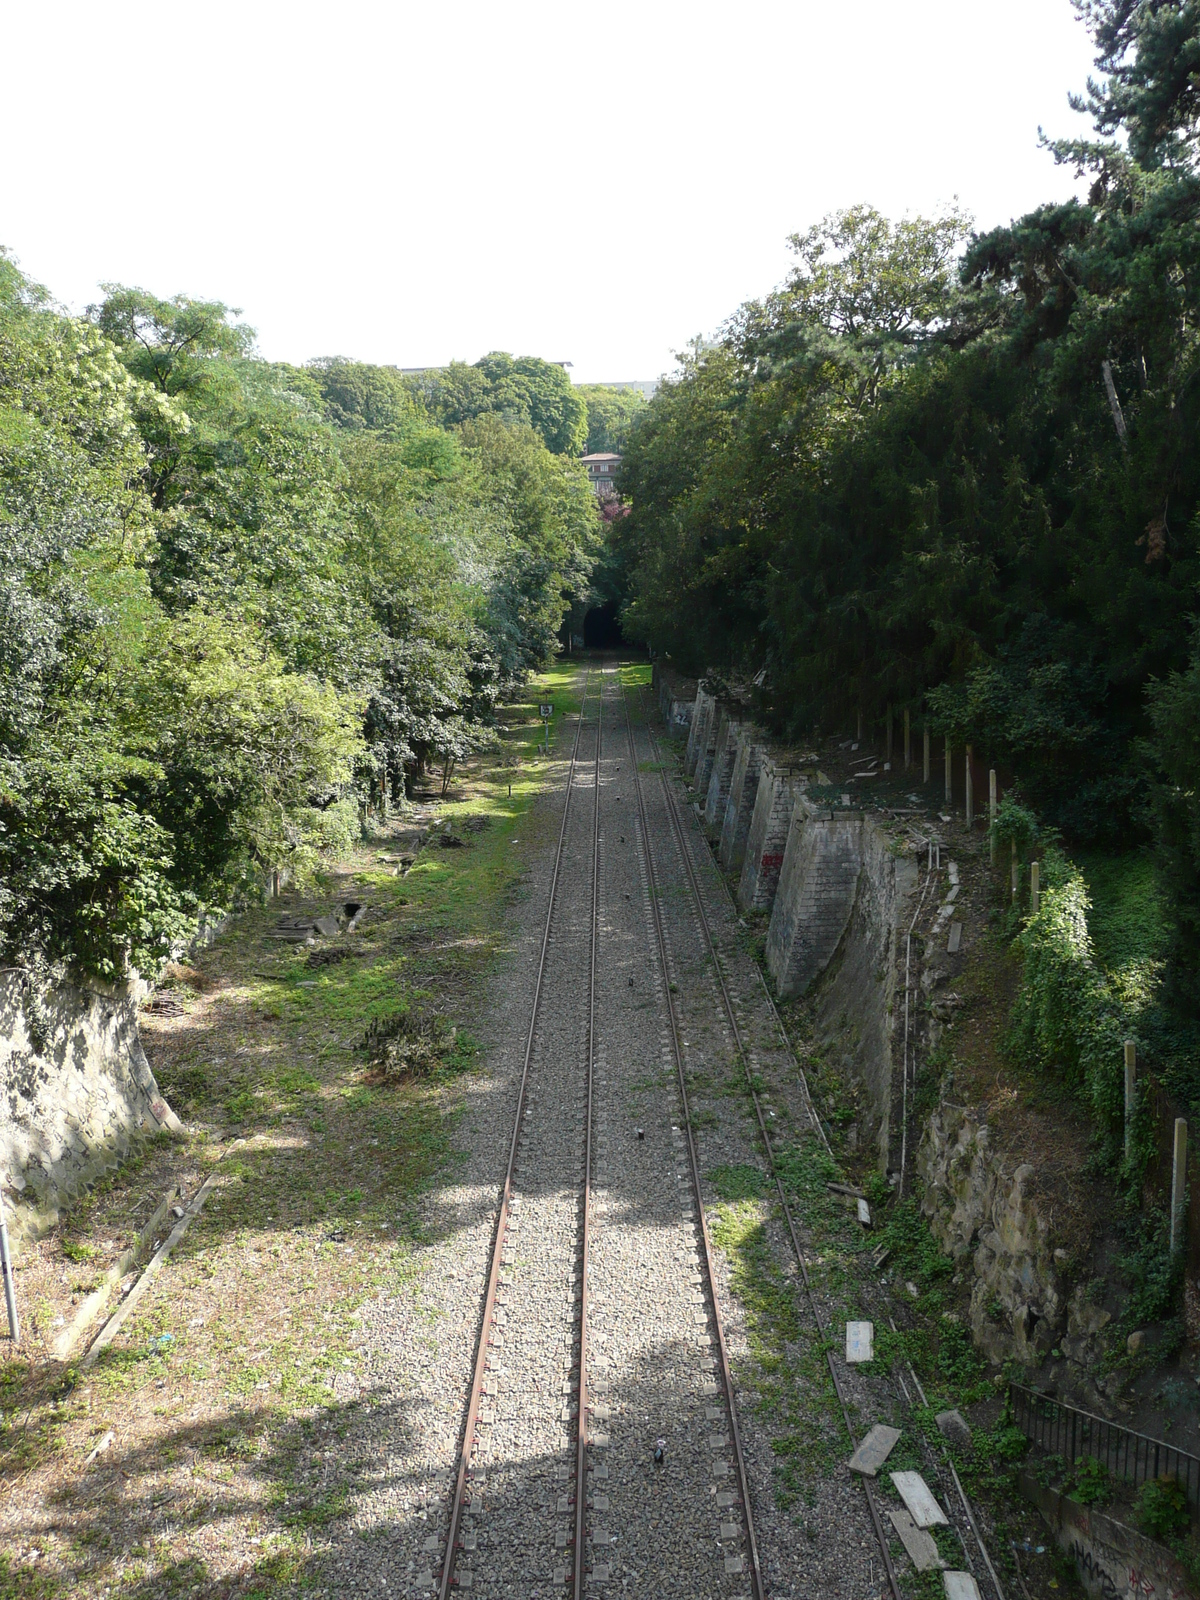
[593,380,658,401]
[582,452,621,497]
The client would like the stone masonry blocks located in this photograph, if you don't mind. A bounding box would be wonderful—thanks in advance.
[766,801,865,999]
[704,712,744,829]
[719,731,765,871]
[694,699,723,792]
[738,755,803,912]
[684,688,715,778]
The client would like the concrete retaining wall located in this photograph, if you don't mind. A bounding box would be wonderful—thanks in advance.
[0,969,181,1249]
[811,819,919,1161]
[652,663,697,733]
[1018,1472,1193,1600]
[719,730,764,871]
[685,688,716,779]
[738,755,803,912]
[704,712,745,829]
[765,801,865,998]
[695,698,723,792]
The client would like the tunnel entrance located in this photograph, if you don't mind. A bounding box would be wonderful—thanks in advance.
[583,603,624,648]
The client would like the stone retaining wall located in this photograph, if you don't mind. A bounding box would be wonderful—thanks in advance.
[0,969,181,1249]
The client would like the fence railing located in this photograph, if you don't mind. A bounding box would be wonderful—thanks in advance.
[1010,1381,1200,1512]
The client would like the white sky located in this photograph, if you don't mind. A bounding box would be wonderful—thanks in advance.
[2,0,1099,386]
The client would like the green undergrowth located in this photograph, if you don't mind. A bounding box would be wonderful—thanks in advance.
[709,1190,841,1508]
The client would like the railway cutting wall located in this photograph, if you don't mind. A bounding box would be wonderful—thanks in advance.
[651,662,1072,1368]
[0,969,181,1247]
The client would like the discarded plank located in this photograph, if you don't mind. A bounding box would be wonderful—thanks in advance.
[84,1427,115,1466]
[845,1321,874,1363]
[889,1508,944,1571]
[948,922,963,954]
[848,1424,901,1477]
[943,1573,981,1600]
[857,1197,872,1227]
[826,1182,866,1199]
[81,1141,244,1370]
[54,1186,179,1361]
[891,1470,949,1527]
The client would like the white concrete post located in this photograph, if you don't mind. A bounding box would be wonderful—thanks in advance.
[923,727,930,784]
[1030,860,1040,916]
[988,770,998,863]
[886,706,894,764]
[904,708,911,770]
[1171,1118,1188,1255]
[944,740,952,806]
[965,745,974,825]
[857,709,863,743]
[1124,1041,1137,1163]
[1011,840,1019,900]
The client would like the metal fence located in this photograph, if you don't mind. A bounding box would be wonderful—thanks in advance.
[1010,1381,1200,1512]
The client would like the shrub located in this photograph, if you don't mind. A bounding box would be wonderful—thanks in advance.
[1135,1475,1190,1541]
[363,1008,459,1080]
[1009,843,1126,1136]
[1071,1455,1110,1506]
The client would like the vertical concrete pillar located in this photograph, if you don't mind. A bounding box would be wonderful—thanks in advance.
[685,690,714,779]
[704,713,743,829]
[738,757,800,912]
[923,727,930,784]
[944,740,952,806]
[765,803,864,997]
[965,746,974,825]
[1030,860,1040,916]
[1011,840,1019,901]
[856,709,863,743]
[1124,1041,1137,1163]
[719,732,764,871]
[904,708,911,770]
[1171,1119,1188,1255]
[989,770,998,863]
[696,704,725,793]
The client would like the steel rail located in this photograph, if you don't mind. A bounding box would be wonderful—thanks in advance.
[619,677,767,1600]
[640,683,1006,1600]
[630,681,902,1600]
[572,666,603,1598]
[438,666,595,1599]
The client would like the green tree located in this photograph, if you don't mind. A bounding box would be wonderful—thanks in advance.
[577,384,648,454]
[415,352,588,455]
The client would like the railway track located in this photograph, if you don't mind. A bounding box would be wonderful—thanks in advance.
[430,658,1003,1599]
[435,666,763,1598]
[629,678,1006,1600]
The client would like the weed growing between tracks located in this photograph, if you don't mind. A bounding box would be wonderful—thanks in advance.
[0,661,583,1600]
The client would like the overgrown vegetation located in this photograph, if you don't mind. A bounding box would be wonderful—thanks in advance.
[0,268,605,979]
[612,2,1200,1044]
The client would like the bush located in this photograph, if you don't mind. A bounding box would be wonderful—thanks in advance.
[363,1008,459,1080]
[1009,843,1127,1137]
[1135,1475,1190,1541]
[1071,1455,1110,1506]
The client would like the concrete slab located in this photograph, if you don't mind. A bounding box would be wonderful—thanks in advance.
[891,1471,949,1526]
[889,1508,944,1571]
[848,1423,901,1476]
[845,1321,874,1362]
[943,1573,981,1600]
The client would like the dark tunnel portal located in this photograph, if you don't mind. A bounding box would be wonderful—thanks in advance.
[583,603,624,648]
